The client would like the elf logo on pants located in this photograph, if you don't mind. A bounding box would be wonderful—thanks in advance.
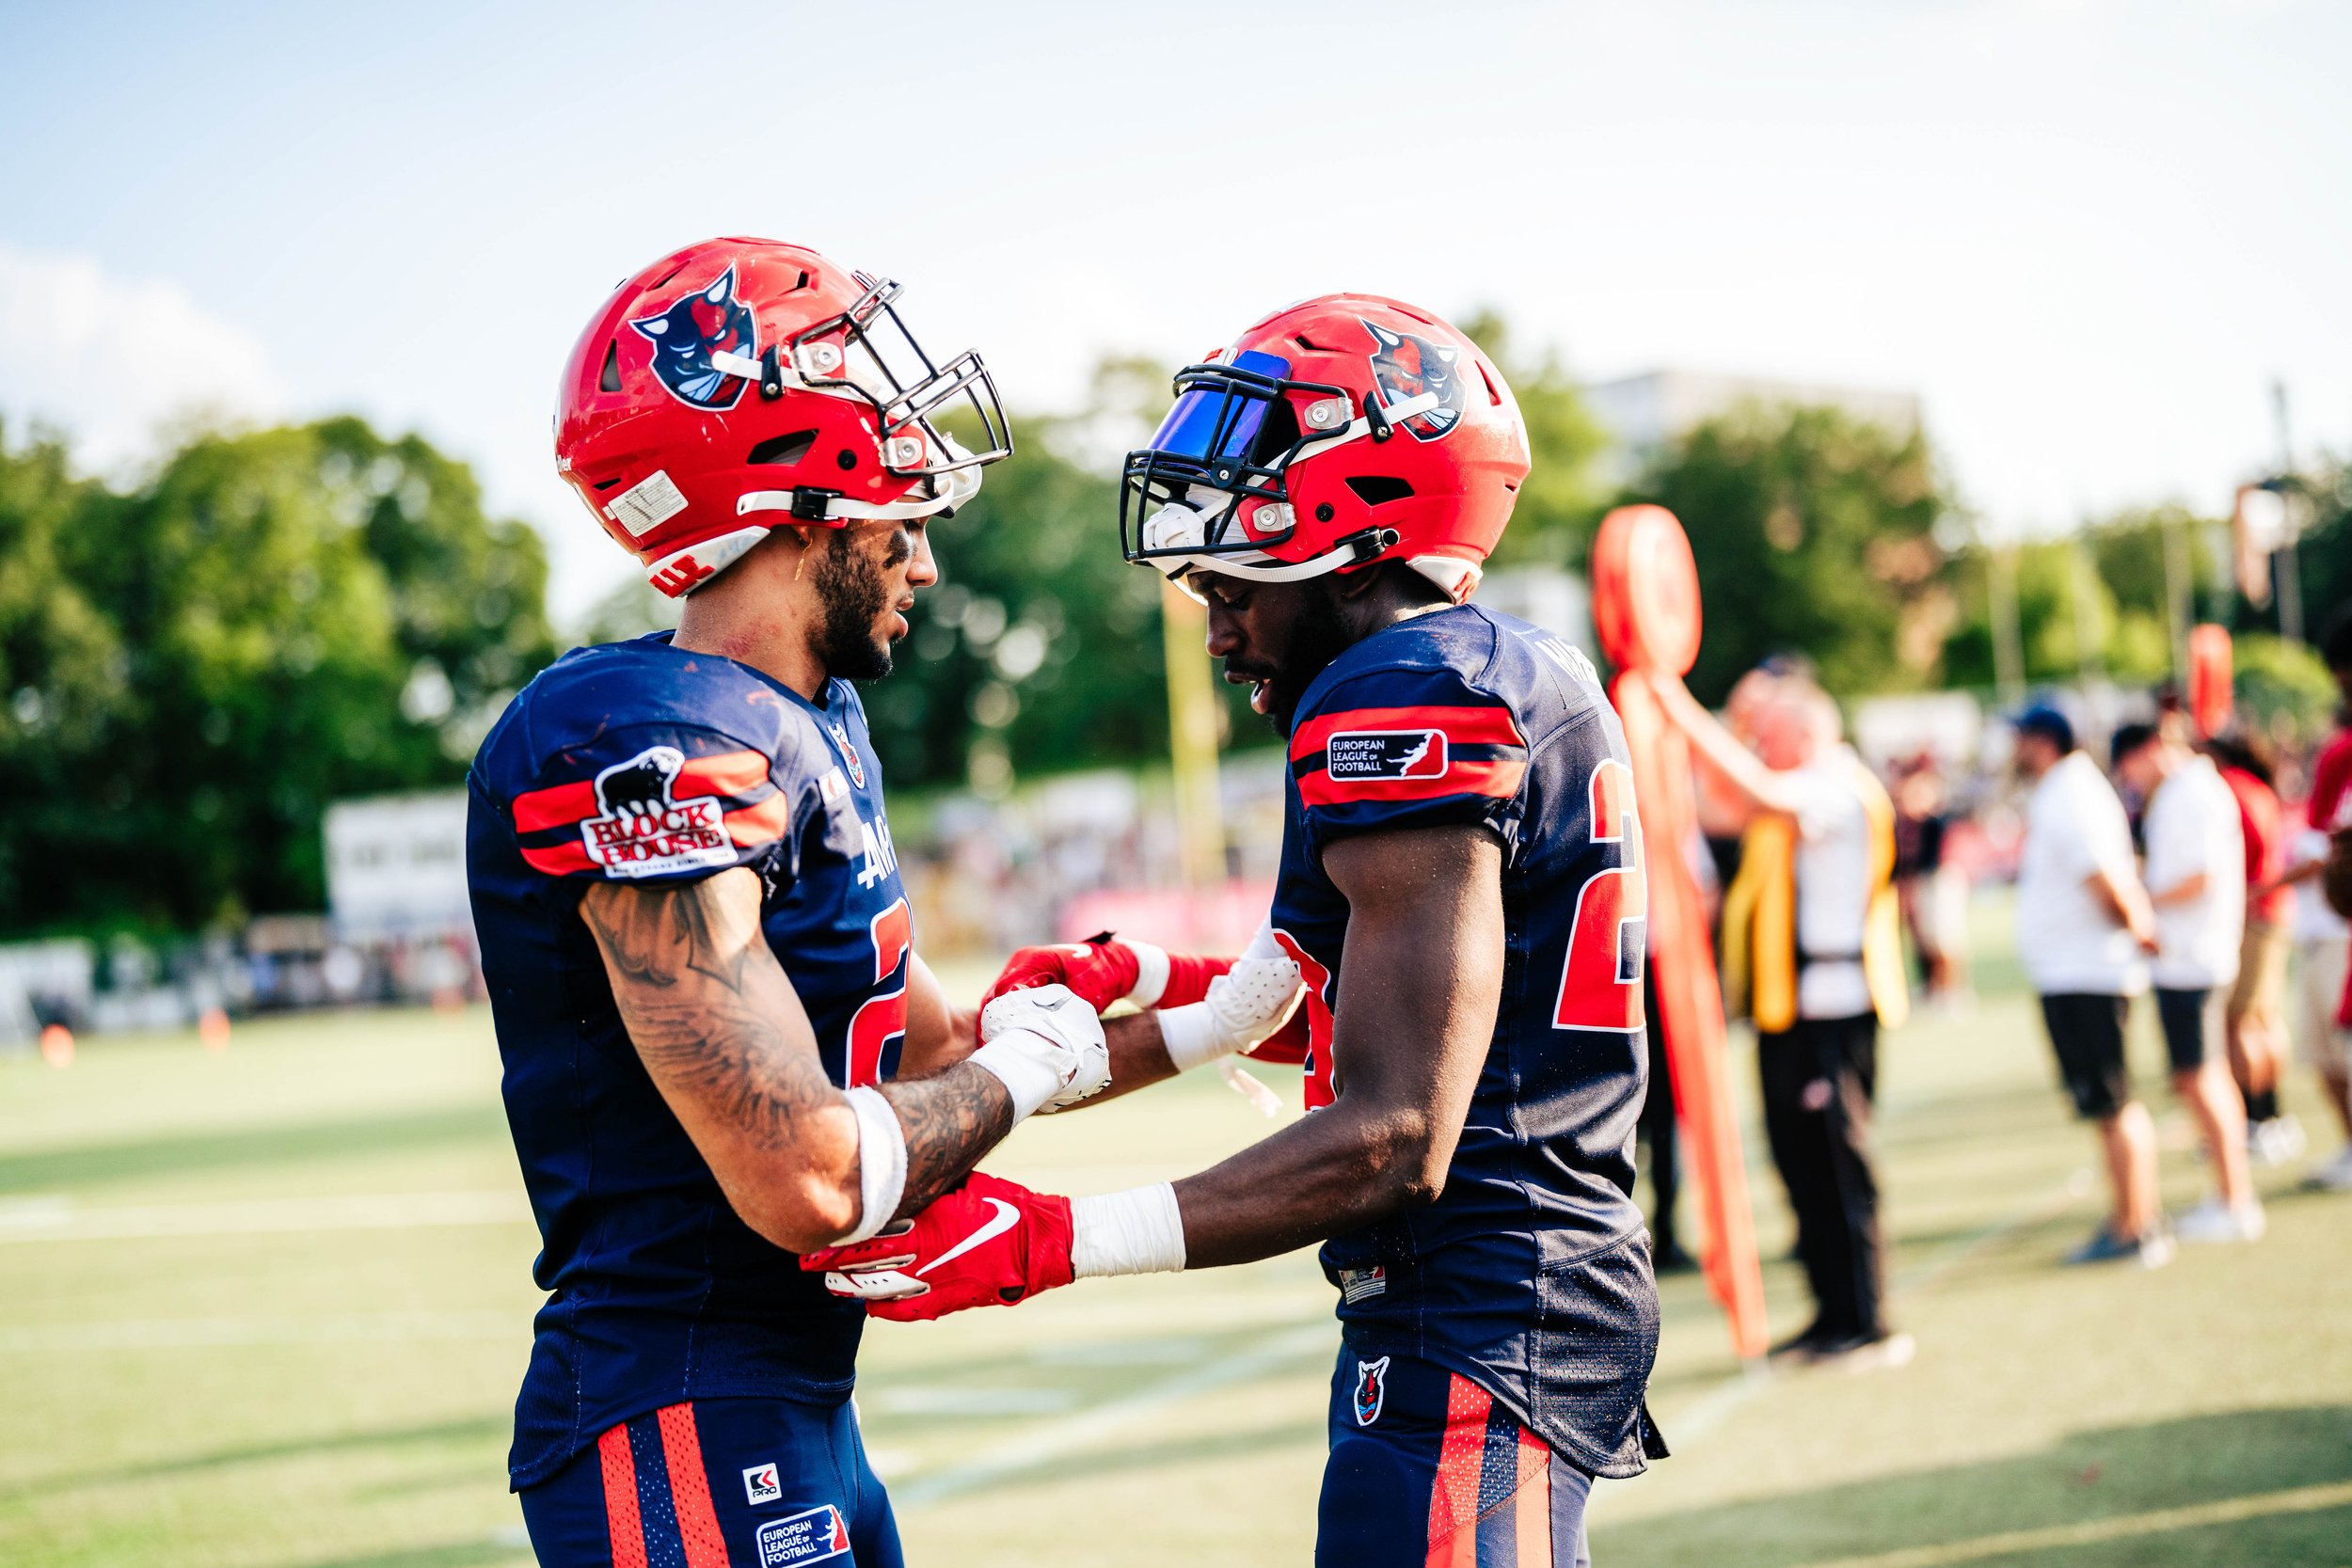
[756,1503,850,1565]
[1354,1355,1391,1427]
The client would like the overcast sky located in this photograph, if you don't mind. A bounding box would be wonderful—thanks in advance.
[3,0,2345,622]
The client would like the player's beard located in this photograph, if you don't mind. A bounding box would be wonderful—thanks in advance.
[1254,577,1358,737]
[812,528,898,683]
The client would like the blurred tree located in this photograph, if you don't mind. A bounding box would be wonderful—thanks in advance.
[0,419,555,935]
[861,406,1184,788]
[1454,311,1613,568]
[2272,453,2352,644]
[1617,403,1951,703]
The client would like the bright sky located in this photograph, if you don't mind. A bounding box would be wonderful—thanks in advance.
[3,0,2345,622]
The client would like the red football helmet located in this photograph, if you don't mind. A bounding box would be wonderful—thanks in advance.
[1120,294,1528,601]
[556,237,1011,598]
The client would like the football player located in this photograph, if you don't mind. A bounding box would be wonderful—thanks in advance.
[809,296,1666,1566]
[468,238,1114,1568]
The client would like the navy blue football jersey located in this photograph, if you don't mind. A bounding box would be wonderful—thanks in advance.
[1271,604,1661,1480]
[467,633,914,1488]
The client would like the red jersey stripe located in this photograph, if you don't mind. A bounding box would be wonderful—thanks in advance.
[654,1403,731,1568]
[1292,703,1526,766]
[520,840,596,877]
[1298,757,1527,809]
[1426,1372,1494,1562]
[596,1423,649,1568]
[723,792,795,846]
[515,779,597,834]
[675,750,771,800]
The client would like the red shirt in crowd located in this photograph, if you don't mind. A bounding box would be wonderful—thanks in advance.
[2221,765,2291,927]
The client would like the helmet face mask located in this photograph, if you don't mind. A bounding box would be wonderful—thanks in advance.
[556,239,1012,600]
[1117,296,1529,600]
[800,273,1011,479]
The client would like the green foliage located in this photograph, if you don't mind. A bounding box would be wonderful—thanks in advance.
[0,418,555,935]
[2277,454,2352,643]
[2233,630,2337,731]
[1454,311,1613,569]
[1618,404,1950,703]
[861,410,1184,787]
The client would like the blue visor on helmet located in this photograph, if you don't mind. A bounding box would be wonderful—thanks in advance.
[1145,350,1294,462]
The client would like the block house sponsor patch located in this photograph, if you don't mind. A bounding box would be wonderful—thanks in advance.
[1325,728,1449,782]
[581,745,739,878]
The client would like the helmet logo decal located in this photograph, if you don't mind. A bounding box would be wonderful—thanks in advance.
[1362,319,1465,441]
[628,267,756,409]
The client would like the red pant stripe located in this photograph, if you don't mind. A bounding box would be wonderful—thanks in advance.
[1426,1373,1494,1565]
[596,1423,649,1568]
[1511,1428,1553,1566]
[655,1402,733,1568]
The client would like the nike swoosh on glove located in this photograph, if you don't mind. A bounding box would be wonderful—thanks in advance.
[801,1172,1073,1322]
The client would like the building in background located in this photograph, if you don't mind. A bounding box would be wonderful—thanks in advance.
[1584,370,1923,484]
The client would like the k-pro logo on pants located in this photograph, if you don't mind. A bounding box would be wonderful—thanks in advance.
[742,1461,782,1505]
[756,1503,850,1565]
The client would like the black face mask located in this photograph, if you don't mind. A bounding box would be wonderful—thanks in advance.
[812,528,899,683]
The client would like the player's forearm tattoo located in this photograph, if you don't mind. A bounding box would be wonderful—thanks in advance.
[882,1065,1014,1219]
[581,879,835,1149]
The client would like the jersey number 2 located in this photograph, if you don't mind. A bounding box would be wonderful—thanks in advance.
[846,898,910,1086]
[1553,758,1647,1033]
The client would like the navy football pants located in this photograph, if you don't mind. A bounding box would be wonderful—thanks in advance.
[1319,1349,1593,1567]
[519,1396,901,1568]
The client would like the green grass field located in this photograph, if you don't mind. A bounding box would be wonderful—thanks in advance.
[4,908,2349,1567]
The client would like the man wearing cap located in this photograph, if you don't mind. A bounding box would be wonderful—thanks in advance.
[2011,706,2170,1265]
[2109,721,2265,1243]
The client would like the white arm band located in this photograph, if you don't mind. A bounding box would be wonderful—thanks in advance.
[1124,940,1171,1007]
[1071,1181,1187,1278]
[970,1034,1061,1121]
[1158,1003,1229,1073]
[834,1085,908,1246]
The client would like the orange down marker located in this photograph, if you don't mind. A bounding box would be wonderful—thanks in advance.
[1591,504,1770,1362]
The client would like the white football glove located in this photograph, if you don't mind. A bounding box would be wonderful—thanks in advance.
[1158,925,1303,1072]
[974,983,1111,1117]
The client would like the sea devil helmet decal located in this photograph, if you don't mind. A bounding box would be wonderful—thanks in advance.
[1363,318,1465,441]
[629,267,756,409]
[1352,1355,1390,1427]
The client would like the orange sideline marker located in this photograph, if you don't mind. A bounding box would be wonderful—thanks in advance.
[1591,504,1770,1362]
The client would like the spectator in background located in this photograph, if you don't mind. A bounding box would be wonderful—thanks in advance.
[2010,706,2170,1267]
[2110,721,2265,1243]
[1650,670,1912,1369]
[1891,753,1971,1006]
[2262,611,2352,1190]
[2206,733,2301,1165]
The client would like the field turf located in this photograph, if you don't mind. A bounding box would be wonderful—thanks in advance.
[3,911,2349,1567]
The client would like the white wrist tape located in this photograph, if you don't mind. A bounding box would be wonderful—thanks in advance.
[971,1033,1064,1122]
[1071,1182,1187,1279]
[1158,1002,1230,1073]
[834,1086,907,1247]
[1123,941,1171,1007]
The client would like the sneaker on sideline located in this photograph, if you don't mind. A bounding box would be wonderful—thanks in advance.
[2173,1196,2266,1243]
[1808,1331,1917,1374]
[2065,1226,2174,1268]
[2249,1116,2307,1167]
[2307,1146,2352,1193]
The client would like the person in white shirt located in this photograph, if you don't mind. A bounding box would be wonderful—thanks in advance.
[2111,720,2264,1242]
[1649,669,1910,1370]
[2010,706,2169,1266]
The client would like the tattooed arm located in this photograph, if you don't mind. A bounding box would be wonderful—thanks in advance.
[580,869,1012,1253]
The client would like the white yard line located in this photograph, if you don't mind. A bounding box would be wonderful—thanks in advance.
[0,1190,530,1242]
[890,1320,1337,1511]
[0,1309,521,1353]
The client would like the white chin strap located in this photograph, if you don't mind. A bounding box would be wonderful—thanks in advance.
[737,458,979,525]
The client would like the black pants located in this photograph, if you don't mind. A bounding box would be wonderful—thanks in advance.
[1636,974,1681,1257]
[1757,1012,1887,1341]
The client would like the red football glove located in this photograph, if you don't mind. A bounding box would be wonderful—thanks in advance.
[981,933,1235,1015]
[800,1172,1074,1322]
